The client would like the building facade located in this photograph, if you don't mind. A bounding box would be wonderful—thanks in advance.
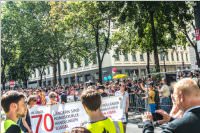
[28,46,191,87]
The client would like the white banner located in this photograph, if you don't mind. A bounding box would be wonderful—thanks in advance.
[29,96,123,133]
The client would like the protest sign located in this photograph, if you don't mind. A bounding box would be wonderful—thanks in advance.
[29,96,123,133]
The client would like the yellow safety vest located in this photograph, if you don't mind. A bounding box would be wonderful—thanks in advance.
[1,119,22,133]
[86,117,124,133]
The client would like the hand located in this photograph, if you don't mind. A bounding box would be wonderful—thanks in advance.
[28,129,33,133]
[125,109,128,113]
[156,109,171,125]
[170,105,180,117]
[142,112,153,122]
[142,97,147,100]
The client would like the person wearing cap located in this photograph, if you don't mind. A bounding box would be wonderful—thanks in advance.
[96,85,108,97]
[1,91,27,133]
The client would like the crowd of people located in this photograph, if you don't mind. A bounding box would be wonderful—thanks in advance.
[1,70,200,133]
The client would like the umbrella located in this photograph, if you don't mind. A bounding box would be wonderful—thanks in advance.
[113,74,128,79]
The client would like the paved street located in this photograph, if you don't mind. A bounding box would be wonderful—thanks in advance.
[126,112,162,133]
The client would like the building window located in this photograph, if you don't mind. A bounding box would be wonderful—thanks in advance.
[114,51,120,61]
[181,52,184,61]
[160,54,164,61]
[64,77,69,84]
[48,81,51,86]
[176,53,179,61]
[165,52,169,61]
[34,72,36,78]
[85,58,89,66]
[185,53,188,61]
[171,52,174,61]
[141,69,146,76]
[132,53,137,61]
[140,54,144,61]
[92,55,97,64]
[63,62,67,71]
[70,62,74,69]
[124,54,128,61]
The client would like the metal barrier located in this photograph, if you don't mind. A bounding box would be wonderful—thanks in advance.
[129,93,172,114]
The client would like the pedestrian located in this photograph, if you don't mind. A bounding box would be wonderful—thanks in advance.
[47,92,58,105]
[159,85,172,113]
[81,88,124,133]
[142,78,200,133]
[1,91,27,133]
[18,95,37,133]
[115,82,129,127]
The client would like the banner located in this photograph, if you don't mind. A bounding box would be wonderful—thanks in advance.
[29,96,123,133]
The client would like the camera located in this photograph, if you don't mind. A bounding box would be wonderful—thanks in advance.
[153,112,163,121]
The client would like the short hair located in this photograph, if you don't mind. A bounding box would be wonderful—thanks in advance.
[48,92,57,98]
[173,78,200,96]
[71,127,91,133]
[160,85,170,97]
[27,95,37,105]
[81,88,101,111]
[1,91,25,113]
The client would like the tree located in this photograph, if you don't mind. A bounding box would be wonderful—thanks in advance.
[170,2,200,68]
[48,1,89,85]
[2,2,51,87]
[117,2,178,73]
[49,2,117,84]
[1,4,18,89]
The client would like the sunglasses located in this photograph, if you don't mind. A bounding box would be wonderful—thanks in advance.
[50,96,56,98]
[33,99,37,102]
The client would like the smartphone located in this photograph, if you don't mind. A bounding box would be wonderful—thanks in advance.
[153,112,163,121]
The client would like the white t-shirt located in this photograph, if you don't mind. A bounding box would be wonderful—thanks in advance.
[115,90,129,122]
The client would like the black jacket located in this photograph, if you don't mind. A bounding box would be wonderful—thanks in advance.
[143,107,200,133]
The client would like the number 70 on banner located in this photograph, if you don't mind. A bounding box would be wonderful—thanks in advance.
[31,113,54,133]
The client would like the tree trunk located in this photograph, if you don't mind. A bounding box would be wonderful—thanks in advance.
[164,55,166,72]
[23,71,28,88]
[39,70,43,87]
[53,63,57,86]
[150,11,160,72]
[194,45,200,68]
[94,23,103,84]
[194,2,200,68]
[58,59,61,86]
[1,67,6,90]
[98,60,103,84]
[146,51,150,77]
[23,79,28,88]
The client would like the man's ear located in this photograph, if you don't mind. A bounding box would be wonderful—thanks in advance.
[83,104,89,114]
[179,91,184,103]
[10,103,17,111]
